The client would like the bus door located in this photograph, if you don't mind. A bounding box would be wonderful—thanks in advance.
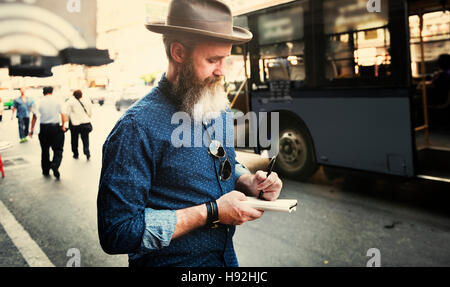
[408,0,450,182]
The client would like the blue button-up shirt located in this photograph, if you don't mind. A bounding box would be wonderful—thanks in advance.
[97,75,250,267]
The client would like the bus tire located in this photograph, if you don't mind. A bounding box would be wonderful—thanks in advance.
[276,119,318,181]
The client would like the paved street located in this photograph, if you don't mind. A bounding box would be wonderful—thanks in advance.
[1,102,450,267]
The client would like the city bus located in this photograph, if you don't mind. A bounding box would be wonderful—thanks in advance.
[227,0,450,182]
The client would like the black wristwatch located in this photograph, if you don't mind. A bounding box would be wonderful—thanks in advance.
[206,201,220,228]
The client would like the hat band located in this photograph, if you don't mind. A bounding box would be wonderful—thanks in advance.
[167,16,233,35]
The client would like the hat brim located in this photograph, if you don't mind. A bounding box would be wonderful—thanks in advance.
[145,21,253,44]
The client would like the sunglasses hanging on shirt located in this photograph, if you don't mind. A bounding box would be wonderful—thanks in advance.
[203,123,232,181]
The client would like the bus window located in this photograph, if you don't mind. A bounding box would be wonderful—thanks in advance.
[233,14,249,31]
[260,54,305,82]
[256,4,306,85]
[225,43,251,112]
[225,53,249,83]
[409,11,450,78]
[226,16,251,105]
[323,0,391,82]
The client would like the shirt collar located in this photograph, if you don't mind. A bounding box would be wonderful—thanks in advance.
[157,73,172,95]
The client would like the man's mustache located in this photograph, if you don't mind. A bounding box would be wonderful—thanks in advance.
[203,75,224,86]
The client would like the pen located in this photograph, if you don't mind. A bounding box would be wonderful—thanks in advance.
[258,156,277,200]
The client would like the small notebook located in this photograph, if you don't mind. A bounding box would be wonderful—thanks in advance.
[242,197,298,213]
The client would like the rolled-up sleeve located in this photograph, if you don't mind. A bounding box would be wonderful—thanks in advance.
[97,115,176,255]
[141,208,176,250]
[235,161,251,178]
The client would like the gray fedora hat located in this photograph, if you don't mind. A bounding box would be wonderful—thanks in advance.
[146,0,253,44]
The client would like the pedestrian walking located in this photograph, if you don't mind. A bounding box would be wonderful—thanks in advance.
[29,87,66,179]
[97,0,283,267]
[11,88,34,143]
[66,90,93,160]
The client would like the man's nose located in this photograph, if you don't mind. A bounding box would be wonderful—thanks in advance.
[213,60,225,77]
[213,69,224,77]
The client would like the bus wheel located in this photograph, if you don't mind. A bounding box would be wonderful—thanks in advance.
[276,121,318,181]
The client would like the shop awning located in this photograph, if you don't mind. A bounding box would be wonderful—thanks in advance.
[58,48,113,66]
[1,48,113,77]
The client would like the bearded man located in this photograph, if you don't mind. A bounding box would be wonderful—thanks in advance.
[97,0,283,267]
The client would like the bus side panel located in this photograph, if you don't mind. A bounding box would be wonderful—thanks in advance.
[251,89,414,177]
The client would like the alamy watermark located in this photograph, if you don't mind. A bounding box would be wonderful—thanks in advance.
[366,248,381,267]
[66,248,81,267]
[367,0,381,13]
[66,0,81,13]
[65,247,380,267]
[170,110,279,157]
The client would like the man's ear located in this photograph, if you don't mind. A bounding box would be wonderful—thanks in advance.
[170,42,187,64]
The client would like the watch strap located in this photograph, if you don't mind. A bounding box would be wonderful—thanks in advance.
[206,201,219,228]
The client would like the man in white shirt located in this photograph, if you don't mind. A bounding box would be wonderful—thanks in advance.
[66,90,92,160]
[30,87,67,179]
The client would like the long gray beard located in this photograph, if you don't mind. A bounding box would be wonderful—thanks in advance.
[170,61,230,124]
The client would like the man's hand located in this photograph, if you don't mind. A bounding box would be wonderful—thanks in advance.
[28,130,33,138]
[216,191,263,225]
[235,171,283,201]
[251,171,282,201]
[62,126,66,133]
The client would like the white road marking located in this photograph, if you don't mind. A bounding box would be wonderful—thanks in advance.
[0,200,54,267]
